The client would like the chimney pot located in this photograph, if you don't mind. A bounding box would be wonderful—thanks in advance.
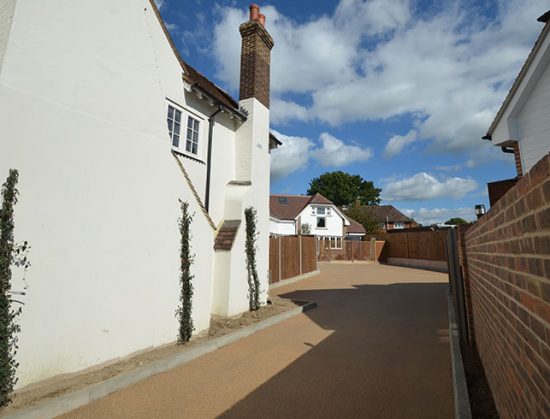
[249,4,260,21]
[258,13,266,27]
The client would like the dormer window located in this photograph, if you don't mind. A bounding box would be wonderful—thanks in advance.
[167,102,202,158]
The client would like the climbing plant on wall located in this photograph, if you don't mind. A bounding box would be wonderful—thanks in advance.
[0,170,22,407]
[176,201,194,343]
[244,207,260,311]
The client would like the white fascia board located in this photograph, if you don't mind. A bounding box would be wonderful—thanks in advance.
[491,25,550,143]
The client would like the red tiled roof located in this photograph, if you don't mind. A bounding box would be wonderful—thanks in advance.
[346,218,366,234]
[353,205,412,223]
[270,193,335,220]
[270,195,310,220]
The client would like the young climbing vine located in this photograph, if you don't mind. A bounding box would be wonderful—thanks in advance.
[176,201,194,343]
[0,170,22,407]
[244,207,260,311]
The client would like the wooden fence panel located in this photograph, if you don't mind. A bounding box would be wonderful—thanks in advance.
[269,235,318,284]
[301,236,317,273]
[383,230,448,261]
[280,236,299,280]
[269,237,280,284]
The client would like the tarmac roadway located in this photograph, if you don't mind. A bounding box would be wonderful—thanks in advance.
[60,263,454,419]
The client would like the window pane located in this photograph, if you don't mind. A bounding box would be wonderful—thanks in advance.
[168,106,174,119]
[317,217,326,228]
[173,122,180,135]
[192,143,197,154]
[186,140,192,152]
[317,207,325,215]
[187,128,193,140]
[187,116,193,129]
[172,134,179,147]
[167,119,173,134]
[193,131,198,143]
[175,109,181,122]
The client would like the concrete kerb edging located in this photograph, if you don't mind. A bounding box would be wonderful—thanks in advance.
[3,301,317,419]
[269,269,320,289]
[446,291,472,419]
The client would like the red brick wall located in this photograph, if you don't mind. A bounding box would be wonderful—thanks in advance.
[463,153,550,418]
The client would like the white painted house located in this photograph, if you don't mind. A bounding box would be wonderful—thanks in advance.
[484,10,550,177]
[0,1,276,388]
[270,194,366,249]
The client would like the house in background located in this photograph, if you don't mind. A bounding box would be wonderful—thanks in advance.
[0,1,274,388]
[351,205,417,231]
[270,194,366,248]
[483,10,550,205]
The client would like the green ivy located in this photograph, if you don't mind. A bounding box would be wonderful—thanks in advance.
[244,207,260,311]
[176,201,194,343]
[0,170,21,407]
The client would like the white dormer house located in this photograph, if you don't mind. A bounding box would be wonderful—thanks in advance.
[0,1,276,388]
[270,194,366,249]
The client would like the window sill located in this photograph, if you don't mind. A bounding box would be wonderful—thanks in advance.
[172,147,205,165]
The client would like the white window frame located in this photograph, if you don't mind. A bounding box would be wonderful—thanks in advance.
[167,102,203,160]
[329,237,342,249]
[185,115,200,155]
[167,104,182,149]
[394,221,405,229]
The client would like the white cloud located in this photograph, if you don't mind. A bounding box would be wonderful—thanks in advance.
[270,130,313,182]
[384,129,417,158]
[383,172,478,201]
[433,164,461,172]
[154,0,165,10]
[165,23,178,31]
[270,97,310,125]
[270,131,372,180]
[401,207,476,226]
[211,0,547,161]
[311,132,372,167]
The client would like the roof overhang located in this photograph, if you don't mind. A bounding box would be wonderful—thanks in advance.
[187,82,248,122]
[484,14,550,141]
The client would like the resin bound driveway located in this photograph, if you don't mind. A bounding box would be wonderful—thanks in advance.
[60,263,454,419]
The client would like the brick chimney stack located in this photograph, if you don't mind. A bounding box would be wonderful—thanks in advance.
[239,4,274,108]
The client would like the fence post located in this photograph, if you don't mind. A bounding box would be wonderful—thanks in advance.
[370,237,376,261]
[278,236,282,282]
[299,235,303,275]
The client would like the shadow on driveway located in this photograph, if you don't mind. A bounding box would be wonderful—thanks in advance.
[220,282,453,419]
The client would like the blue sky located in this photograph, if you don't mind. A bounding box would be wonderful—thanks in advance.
[156,0,547,225]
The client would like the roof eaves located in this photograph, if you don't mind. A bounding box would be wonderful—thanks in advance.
[148,0,243,118]
[484,15,550,139]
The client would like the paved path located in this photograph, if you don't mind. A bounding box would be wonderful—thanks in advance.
[60,264,454,419]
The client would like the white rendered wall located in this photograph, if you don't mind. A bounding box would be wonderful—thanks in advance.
[269,218,296,236]
[0,0,17,74]
[215,98,270,317]
[299,205,344,237]
[517,57,550,173]
[0,0,221,387]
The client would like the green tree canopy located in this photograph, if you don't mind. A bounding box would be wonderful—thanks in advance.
[307,171,381,207]
[444,217,468,225]
[344,207,380,234]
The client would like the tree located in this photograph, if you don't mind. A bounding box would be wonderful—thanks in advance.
[307,171,381,207]
[444,217,468,225]
[345,207,380,234]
